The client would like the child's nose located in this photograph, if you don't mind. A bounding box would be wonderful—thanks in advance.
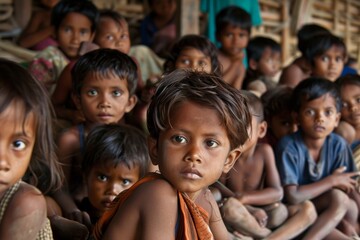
[108,182,122,196]
[0,150,10,172]
[185,143,202,163]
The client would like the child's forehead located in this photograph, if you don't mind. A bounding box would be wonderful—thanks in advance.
[61,12,92,28]
[221,24,249,33]
[300,93,337,107]
[100,17,128,31]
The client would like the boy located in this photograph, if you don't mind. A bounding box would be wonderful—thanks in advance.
[29,0,99,94]
[55,48,138,226]
[216,6,251,89]
[80,124,150,225]
[222,91,316,239]
[92,69,252,239]
[243,36,281,92]
[276,77,360,239]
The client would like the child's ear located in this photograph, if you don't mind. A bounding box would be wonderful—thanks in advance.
[249,59,258,70]
[71,93,82,110]
[258,120,267,139]
[147,137,159,166]
[124,95,138,113]
[334,112,341,127]
[222,148,241,174]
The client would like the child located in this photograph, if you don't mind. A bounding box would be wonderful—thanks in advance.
[222,91,316,239]
[276,77,360,239]
[92,69,251,239]
[80,124,150,226]
[140,0,177,58]
[305,33,347,82]
[18,0,59,50]
[279,23,330,88]
[55,48,138,225]
[29,0,99,94]
[243,36,281,93]
[51,9,132,125]
[216,6,252,89]
[261,86,298,149]
[0,58,63,239]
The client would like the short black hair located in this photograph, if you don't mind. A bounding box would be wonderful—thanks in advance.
[215,6,252,37]
[336,74,360,89]
[82,124,150,178]
[292,77,341,112]
[297,24,330,54]
[72,48,138,96]
[247,36,281,64]
[51,0,99,32]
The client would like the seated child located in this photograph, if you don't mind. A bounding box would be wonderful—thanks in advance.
[276,77,360,239]
[80,124,150,226]
[51,9,133,125]
[0,58,63,239]
[222,91,316,240]
[18,0,59,50]
[279,23,330,88]
[305,33,347,82]
[140,0,177,58]
[28,0,99,94]
[92,69,251,239]
[55,48,138,226]
[260,86,298,149]
[216,6,251,89]
[341,56,358,77]
[243,36,281,94]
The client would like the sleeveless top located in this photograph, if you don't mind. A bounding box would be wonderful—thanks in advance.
[0,181,53,239]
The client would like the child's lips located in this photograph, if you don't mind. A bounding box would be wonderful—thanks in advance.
[180,167,202,180]
[314,125,325,132]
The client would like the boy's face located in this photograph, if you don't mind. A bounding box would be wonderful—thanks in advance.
[86,162,140,215]
[56,12,94,60]
[74,72,137,125]
[94,17,131,54]
[312,46,345,81]
[340,84,360,129]
[294,93,340,140]
[269,111,298,140]
[175,47,212,73]
[250,47,281,78]
[217,25,249,58]
[151,0,176,19]
[148,100,240,200]
[0,100,36,195]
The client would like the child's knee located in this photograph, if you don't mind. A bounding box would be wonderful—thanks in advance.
[300,200,317,225]
[328,189,350,215]
[266,203,288,228]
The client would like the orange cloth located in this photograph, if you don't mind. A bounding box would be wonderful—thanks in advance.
[92,172,214,240]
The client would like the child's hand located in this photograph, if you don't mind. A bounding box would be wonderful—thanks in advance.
[331,166,360,193]
[251,207,268,228]
[64,209,92,230]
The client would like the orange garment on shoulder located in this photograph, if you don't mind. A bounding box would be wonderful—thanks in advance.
[92,172,214,240]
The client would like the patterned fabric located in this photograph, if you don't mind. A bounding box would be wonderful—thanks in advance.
[92,173,213,240]
[0,181,53,240]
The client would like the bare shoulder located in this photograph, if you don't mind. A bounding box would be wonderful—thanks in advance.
[255,143,276,164]
[0,183,47,239]
[57,126,80,148]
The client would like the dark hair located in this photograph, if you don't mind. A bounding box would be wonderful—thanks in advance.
[0,58,63,194]
[163,34,221,76]
[51,0,99,32]
[336,74,360,89]
[72,48,138,96]
[297,24,330,54]
[261,86,293,122]
[241,90,264,122]
[305,33,347,66]
[215,6,252,37]
[99,9,128,29]
[82,124,150,179]
[292,77,342,112]
[147,69,251,149]
[247,36,281,64]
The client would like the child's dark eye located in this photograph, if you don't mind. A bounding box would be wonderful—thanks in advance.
[97,175,108,182]
[205,140,219,148]
[112,90,122,97]
[172,135,187,144]
[321,56,329,62]
[325,110,334,116]
[80,29,90,36]
[304,109,315,116]
[122,179,132,186]
[106,34,115,41]
[12,140,26,151]
[87,89,98,96]
[356,98,360,104]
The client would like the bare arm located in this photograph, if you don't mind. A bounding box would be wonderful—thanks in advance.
[278,64,305,88]
[222,60,245,90]
[0,183,47,239]
[18,11,54,49]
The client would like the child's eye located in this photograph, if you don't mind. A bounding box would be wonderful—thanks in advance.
[325,109,334,116]
[199,61,207,67]
[239,33,247,38]
[335,56,344,62]
[120,34,129,40]
[205,140,219,148]
[12,140,26,151]
[112,90,122,97]
[87,89,98,96]
[106,34,115,41]
[122,179,132,186]
[80,29,89,36]
[180,59,190,65]
[281,121,291,127]
[321,56,329,62]
[342,102,349,109]
[356,98,360,104]
[97,175,108,182]
[304,109,315,116]
[172,135,187,144]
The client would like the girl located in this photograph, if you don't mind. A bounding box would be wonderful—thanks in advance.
[0,58,63,239]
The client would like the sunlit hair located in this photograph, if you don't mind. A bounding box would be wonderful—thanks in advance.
[163,34,221,76]
[292,77,342,112]
[147,69,251,149]
[0,58,63,194]
[72,48,138,96]
[82,124,150,178]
